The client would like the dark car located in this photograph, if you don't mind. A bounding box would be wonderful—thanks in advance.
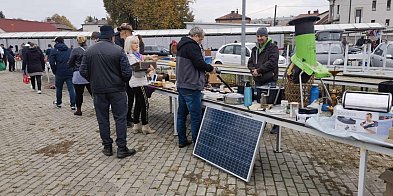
[143,45,170,56]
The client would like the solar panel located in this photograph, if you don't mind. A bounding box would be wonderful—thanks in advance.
[193,107,265,182]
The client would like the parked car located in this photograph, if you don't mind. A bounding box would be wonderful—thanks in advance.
[291,41,345,66]
[370,42,393,68]
[213,42,286,66]
[143,45,170,56]
[315,41,345,65]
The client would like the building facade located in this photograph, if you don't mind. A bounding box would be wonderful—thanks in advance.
[328,0,392,26]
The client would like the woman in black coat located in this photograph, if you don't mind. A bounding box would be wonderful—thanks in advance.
[22,43,45,94]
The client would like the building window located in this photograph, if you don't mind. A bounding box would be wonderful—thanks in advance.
[371,20,376,23]
[388,0,391,10]
[337,5,340,14]
[355,9,362,23]
[372,0,377,11]
[386,19,390,26]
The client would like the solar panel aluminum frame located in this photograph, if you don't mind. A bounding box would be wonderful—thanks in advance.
[193,106,266,182]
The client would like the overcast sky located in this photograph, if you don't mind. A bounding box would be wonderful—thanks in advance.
[1,0,329,28]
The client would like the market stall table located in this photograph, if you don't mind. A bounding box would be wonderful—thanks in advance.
[152,86,393,196]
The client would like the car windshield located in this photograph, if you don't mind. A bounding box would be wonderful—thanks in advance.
[316,43,342,54]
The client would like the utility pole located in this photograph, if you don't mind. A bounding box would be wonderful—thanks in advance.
[273,5,277,26]
[348,0,352,23]
[241,0,246,66]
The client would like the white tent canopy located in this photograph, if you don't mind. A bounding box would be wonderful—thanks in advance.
[0,23,385,39]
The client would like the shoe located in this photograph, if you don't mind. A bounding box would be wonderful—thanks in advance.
[127,121,133,128]
[74,110,82,116]
[102,146,113,156]
[37,90,42,94]
[270,125,279,134]
[117,147,136,158]
[53,101,61,108]
[71,106,76,110]
[31,89,36,92]
[142,124,156,134]
[132,123,142,133]
[179,141,192,148]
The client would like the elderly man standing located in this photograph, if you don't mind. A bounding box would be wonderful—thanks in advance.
[248,27,280,134]
[80,25,135,158]
[176,27,216,148]
[115,23,135,128]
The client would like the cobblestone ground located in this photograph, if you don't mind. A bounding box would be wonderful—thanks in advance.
[0,71,392,196]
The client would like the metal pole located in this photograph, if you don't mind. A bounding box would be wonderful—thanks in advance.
[273,5,277,26]
[327,42,332,67]
[299,71,304,108]
[241,0,246,66]
[348,0,352,23]
[357,148,368,196]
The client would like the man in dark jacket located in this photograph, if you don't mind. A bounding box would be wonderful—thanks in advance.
[80,25,135,159]
[6,46,15,72]
[49,37,75,109]
[176,26,215,148]
[248,27,280,134]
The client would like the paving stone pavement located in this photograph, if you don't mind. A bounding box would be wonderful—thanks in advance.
[0,71,392,196]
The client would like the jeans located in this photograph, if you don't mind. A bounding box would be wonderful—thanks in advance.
[30,75,42,91]
[176,88,202,144]
[55,75,76,107]
[133,86,149,125]
[93,92,128,147]
[74,84,92,108]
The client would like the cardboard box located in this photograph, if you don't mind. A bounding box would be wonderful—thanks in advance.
[208,73,222,84]
[379,168,393,196]
[334,105,393,136]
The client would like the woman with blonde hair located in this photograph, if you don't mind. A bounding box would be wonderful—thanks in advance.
[68,35,92,116]
[124,36,155,134]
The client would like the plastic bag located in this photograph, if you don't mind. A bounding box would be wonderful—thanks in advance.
[23,74,30,84]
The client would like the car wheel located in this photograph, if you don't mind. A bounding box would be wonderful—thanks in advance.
[215,61,222,64]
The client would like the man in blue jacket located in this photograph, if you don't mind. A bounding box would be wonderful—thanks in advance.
[176,27,216,148]
[49,37,75,109]
[80,25,135,158]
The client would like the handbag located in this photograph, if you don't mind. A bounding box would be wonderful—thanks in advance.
[23,74,30,84]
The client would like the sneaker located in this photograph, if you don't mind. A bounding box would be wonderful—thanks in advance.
[117,147,136,159]
[53,101,61,108]
[74,111,82,116]
[132,123,142,133]
[179,141,192,148]
[141,124,156,134]
[71,106,76,110]
[37,90,42,94]
[31,89,36,92]
[102,146,113,156]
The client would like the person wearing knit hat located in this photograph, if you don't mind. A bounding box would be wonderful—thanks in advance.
[79,25,135,158]
[247,26,280,134]
[68,35,92,116]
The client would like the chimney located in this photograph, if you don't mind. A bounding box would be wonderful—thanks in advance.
[308,11,311,14]
[236,9,239,14]
[231,11,235,14]
[314,10,319,14]
[101,18,106,20]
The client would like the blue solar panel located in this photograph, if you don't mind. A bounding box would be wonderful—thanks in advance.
[193,107,265,182]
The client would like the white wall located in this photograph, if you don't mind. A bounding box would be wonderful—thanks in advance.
[330,0,392,26]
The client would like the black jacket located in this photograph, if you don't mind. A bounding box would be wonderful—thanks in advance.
[80,39,132,94]
[22,47,45,73]
[176,36,214,91]
[114,32,124,48]
[7,48,15,62]
[49,43,72,77]
[68,45,87,71]
[247,40,279,85]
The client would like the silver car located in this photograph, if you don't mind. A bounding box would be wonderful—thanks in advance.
[315,41,345,65]
[370,42,393,68]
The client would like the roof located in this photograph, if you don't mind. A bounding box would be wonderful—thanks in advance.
[0,18,58,32]
[0,23,386,39]
[49,22,74,31]
[215,11,251,21]
[83,19,108,25]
